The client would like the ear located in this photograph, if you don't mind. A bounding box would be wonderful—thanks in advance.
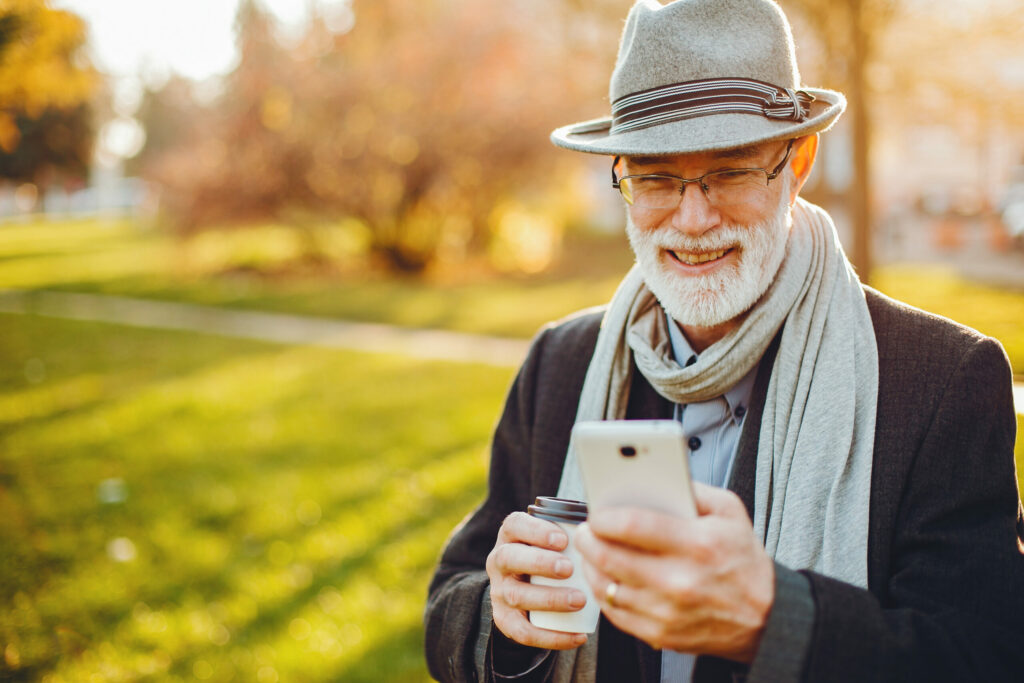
[787,134,818,204]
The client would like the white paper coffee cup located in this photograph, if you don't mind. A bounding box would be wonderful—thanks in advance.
[527,497,599,634]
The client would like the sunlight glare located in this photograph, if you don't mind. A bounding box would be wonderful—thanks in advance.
[53,0,357,83]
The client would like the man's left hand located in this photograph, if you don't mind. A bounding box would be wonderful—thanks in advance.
[573,482,774,663]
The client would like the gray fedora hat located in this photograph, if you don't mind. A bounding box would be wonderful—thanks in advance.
[551,0,846,156]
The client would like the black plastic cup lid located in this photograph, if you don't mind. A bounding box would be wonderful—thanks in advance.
[527,496,588,524]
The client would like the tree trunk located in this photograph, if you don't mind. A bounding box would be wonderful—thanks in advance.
[849,0,873,283]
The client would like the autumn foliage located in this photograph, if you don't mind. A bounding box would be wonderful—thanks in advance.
[0,0,96,186]
[142,0,616,272]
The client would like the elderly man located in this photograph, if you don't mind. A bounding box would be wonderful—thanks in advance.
[424,0,1024,681]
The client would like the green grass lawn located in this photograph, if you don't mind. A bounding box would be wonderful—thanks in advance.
[0,313,513,681]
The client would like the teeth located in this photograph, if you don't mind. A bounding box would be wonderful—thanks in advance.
[672,249,726,265]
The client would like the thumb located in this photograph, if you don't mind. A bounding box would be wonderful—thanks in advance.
[691,481,748,521]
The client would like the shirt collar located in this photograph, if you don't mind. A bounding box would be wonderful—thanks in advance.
[665,310,758,426]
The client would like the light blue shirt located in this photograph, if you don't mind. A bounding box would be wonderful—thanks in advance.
[666,315,758,489]
[662,313,758,683]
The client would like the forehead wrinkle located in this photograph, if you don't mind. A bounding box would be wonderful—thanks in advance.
[714,146,764,162]
[625,143,773,172]
[626,155,669,168]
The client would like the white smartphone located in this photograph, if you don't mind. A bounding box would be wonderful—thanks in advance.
[572,420,696,518]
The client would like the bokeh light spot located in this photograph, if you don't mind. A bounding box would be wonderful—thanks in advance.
[13,184,38,212]
[339,622,363,646]
[317,586,343,614]
[261,87,293,131]
[387,135,420,166]
[4,643,20,669]
[106,537,137,563]
[257,665,279,683]
[23,358,46,384]
[96,478,128,505]
[210,623,231,646]
[288,563,313,589]
[288,618,312,640]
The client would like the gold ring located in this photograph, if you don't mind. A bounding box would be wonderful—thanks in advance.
[605,580,619,608]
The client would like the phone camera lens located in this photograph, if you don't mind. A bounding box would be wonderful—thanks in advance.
[619,446,637,457]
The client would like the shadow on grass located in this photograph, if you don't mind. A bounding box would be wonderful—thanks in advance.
[328,621,429,683]
[226,447,486,648]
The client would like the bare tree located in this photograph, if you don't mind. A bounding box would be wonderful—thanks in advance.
[780,0,899,282]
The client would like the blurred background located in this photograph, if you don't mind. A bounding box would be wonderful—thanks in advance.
[0,0,1021,680]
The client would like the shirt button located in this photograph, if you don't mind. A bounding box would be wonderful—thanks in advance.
[688,436,702,451]
[735,405,747,418]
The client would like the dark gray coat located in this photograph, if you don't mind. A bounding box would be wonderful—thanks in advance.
[425,287,1024,682]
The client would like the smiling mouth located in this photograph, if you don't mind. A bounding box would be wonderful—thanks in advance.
[668,248,733,265]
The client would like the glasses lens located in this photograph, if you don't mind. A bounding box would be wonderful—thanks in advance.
[622,177,681,209]
[703,169,768,205]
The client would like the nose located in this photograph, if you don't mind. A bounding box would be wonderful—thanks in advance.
[668,182,720,237]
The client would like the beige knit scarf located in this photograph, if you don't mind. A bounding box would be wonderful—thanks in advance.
[551,198,878,681]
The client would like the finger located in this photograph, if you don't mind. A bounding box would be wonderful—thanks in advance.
[691,482,748,521]
[586,487,748,551]
[492,542,575,580]
[579,558,664,636]
[597,603,671,653]
[579,560,628,609]
[498,511,568,550]
[584,508,693,553]
[576,527,665,590]
[492,606,589,650]
[578,562,689,653]
[497,575,588,613]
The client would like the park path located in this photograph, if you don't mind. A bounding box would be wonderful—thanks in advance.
[1,289,1022,415]
[0,290,530,367]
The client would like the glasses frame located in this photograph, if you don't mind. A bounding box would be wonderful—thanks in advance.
[611,138,795,209]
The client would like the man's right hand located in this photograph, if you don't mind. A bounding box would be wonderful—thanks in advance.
[485,511,590,650]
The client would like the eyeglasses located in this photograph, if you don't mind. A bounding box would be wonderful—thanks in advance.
[611,139,794,210]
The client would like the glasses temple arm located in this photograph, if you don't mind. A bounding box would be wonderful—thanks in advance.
[768,139,796,179]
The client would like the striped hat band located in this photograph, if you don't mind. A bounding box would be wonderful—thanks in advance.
[610,77,815,135]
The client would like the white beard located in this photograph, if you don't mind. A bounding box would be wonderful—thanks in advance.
[625,189,792,328]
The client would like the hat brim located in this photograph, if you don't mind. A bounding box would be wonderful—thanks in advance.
[550,87,845,156]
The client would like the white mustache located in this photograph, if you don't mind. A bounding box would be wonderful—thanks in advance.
[644,224,751,253]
